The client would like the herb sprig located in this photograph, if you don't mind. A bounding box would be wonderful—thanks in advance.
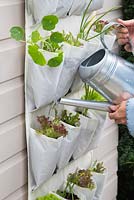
[61,110,80,127]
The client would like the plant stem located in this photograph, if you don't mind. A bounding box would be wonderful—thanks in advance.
[85,6,120,40]
[80,0,93,32]
[86,27,111,41]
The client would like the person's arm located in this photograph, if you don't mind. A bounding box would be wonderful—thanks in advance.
[108,19,134,136]
[126,98,134,137]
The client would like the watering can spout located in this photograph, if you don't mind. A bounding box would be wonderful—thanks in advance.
[59,98,111,112]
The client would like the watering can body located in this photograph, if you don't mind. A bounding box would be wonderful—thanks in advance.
[79,48,134,104]
[60,22,134,112]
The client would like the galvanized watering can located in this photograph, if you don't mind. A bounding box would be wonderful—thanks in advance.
[60,22,134,112]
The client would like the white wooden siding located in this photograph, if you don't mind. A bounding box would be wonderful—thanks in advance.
[0,0,26,200]
[0,0,121,199]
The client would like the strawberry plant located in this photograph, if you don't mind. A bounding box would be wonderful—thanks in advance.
[36,115,68,139]
[61,110,80,127]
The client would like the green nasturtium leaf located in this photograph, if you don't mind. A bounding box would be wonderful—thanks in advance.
[50,32,64,43]
[10,26,24,41]
[41,15,58,31]
[28,45,46,66]
[48,52,63,67]
[31,30,41,43]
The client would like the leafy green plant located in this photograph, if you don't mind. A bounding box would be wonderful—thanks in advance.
[10,14,83,67]
[36,193,61,200]
[80,83,106,116]
[57,169,95,200]
[67,169,95,190]
[93,20,115,34]
[61,110,80,127]
[10,15,64,67]
[36,115,68,139]
[82,84,106,102]
[62,31,82,47]
[89,160,106,174]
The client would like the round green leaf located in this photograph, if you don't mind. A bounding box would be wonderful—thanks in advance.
[31,31,41,43]
[48,52,63,67]
[41,15,58,31]
[28,45,46,66]
[50,32,64,43]
[10,26,24,41]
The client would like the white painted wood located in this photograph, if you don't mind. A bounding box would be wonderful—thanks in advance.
[4,185,28,200]
[0,0,26,199]
[0,39,25,83]
[0,151,27,200]
[0,0,24,40]
[0,77,24,124]
[0,115,26,163]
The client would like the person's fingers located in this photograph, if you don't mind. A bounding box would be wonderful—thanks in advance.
[109,105,119,112]
[118,38,129,45]
[109,111,120,120]
[117,28,129,35]
[115,119,127,125]
[124,43,132,52]
[117,32,129,39]
[117,18,134,27]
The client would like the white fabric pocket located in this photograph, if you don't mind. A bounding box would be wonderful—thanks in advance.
[29,128,63,187]
[56,0,74,17]
[32,0,59,22]
[87,111,107,150]
[73,114,98,159]
[55,40,98,100]
[73,184,97,200]
[69,0,104,16]
[93,172,107,200]
[28,50,63,109]
[57,122,81,169]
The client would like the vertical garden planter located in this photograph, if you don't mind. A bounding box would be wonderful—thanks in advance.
[3,0,120,199]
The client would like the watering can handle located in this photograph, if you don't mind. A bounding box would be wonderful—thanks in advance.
[100,22,128,50]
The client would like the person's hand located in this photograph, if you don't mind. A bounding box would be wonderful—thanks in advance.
[109,92,133,125]
[109,101,127,125]
[117,19,134,52]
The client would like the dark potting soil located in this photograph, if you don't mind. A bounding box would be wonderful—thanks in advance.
[62,192,79,200]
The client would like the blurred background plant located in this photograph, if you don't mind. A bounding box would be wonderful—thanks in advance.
[117,1,134,200]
